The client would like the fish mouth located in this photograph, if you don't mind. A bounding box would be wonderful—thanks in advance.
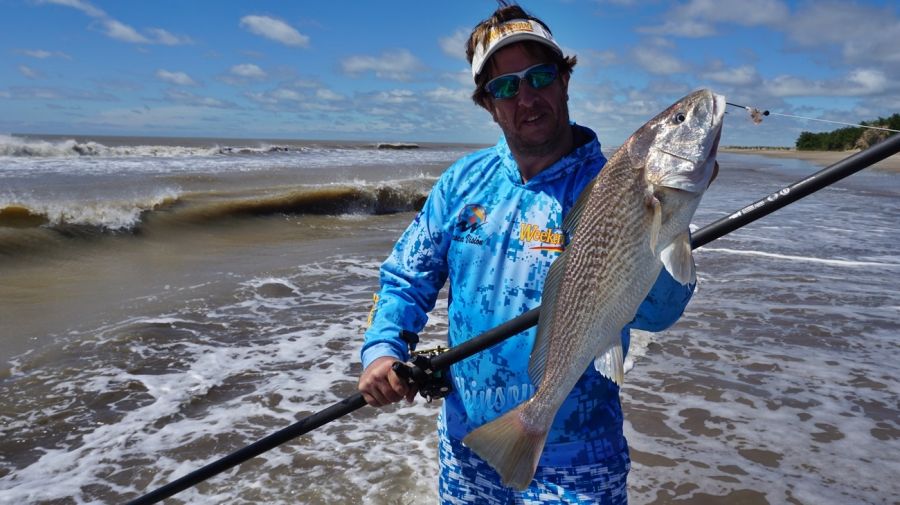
[707,94,725,160]
[713,93,727,124]
[709,125,721,159]
[654,148,694,163]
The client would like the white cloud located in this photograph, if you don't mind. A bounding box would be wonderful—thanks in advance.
[271,88,304,102]
[845,68,890,94]
[6,85,117,101]
[766,68,891,97]
[22,49,51,59]
[38,0,190,45]
[639,0,789,37]
[19,49,70,59]
[164,89,234,109]
[242,86,346,112]
[316,88,343,101]
[95,105,211,129]
[341,50,424,81]
[641,19,716,38]
[245,91,278,105]
[786,2,900,65]
[240,15,309,47]
[103,19,150,43]
[425,87,469,103]
[439,28,469,60]
[630,46,685,75]
[146,28,192,46]
[230,64,267,79]
[40,0,105,18]
[156,69,197,86]
[291,79,320,89]
[373,89,416,104]
[683,0,788,25]
[18,65,42,79]
[701,64,760,86]
[639,0,900,71]
[582,49,618,67]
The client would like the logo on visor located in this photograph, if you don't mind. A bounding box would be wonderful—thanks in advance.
[487,21,534,43]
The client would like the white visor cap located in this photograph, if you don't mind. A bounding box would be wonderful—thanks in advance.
[470,19,563,79]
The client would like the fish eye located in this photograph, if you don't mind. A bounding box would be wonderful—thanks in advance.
[673,111,687,124]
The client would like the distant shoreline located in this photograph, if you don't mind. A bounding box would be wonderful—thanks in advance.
[721,147,900,173]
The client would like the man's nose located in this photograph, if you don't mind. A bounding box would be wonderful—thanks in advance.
[515,79,540,105]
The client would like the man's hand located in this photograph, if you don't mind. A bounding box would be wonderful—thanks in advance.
[357,356,418,407]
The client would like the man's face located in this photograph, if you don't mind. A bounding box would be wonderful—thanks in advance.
[484,44,571,158]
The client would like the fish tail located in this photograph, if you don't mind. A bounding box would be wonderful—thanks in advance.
[462,405,549,491]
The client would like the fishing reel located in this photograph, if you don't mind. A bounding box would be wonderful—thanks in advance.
[390,330,453,403]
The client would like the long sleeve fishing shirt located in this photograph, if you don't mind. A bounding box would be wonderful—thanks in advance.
[361,124,694,467]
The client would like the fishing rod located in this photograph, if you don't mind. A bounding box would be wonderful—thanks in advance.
[126,133,900,505]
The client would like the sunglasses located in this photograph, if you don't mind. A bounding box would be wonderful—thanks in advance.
[484,63,559,100]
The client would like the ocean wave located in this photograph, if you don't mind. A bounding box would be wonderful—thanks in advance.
[700,247,900,269]
[176,182,428,223]
[0,189,181,231]
[0,181,428,250]
[0,134,311,158]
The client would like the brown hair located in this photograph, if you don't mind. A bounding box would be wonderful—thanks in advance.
[466,4,577,109]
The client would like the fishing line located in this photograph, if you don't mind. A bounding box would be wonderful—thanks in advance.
[726,102,900,133]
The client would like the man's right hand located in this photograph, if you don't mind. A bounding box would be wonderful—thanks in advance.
[357,356,418,407]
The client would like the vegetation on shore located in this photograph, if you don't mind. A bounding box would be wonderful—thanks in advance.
[796,114,899,151]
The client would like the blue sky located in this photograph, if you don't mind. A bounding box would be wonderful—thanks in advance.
[2,0,898,146]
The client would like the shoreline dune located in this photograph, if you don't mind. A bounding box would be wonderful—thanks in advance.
[721,147,900,173]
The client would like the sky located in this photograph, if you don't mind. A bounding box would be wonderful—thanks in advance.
[1,0,899,147]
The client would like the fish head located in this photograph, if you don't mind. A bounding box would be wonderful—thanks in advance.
[628,89,725,193]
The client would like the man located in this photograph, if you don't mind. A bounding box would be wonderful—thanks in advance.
[358,4,695,503]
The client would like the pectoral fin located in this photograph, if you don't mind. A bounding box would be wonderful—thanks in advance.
[593,341,625,386]
[660,230,695,284]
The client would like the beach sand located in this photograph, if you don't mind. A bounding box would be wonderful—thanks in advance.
[721,147,900,173]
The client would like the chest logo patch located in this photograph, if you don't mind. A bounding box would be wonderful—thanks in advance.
[519,223,565,253]
[456,204,487,232]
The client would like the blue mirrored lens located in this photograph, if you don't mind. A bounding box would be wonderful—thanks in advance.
[487,76,520,99]
[485,64,558,99]
[527,66,557,90]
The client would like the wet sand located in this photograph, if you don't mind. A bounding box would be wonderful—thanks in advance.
[721,148,900,173]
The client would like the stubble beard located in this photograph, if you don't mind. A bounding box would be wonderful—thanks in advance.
[506,117,570,158]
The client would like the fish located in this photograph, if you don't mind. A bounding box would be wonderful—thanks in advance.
[462,88,726,490]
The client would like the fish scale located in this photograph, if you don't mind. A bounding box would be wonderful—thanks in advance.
[463,89,726,491]
[538,159,652,386]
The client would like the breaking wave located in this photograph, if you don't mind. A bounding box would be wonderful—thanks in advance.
[0,181,429,256]
[0,134,310,158]
[0,189,181,231]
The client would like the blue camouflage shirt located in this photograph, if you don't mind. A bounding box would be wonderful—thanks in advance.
[361,124,694,466]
